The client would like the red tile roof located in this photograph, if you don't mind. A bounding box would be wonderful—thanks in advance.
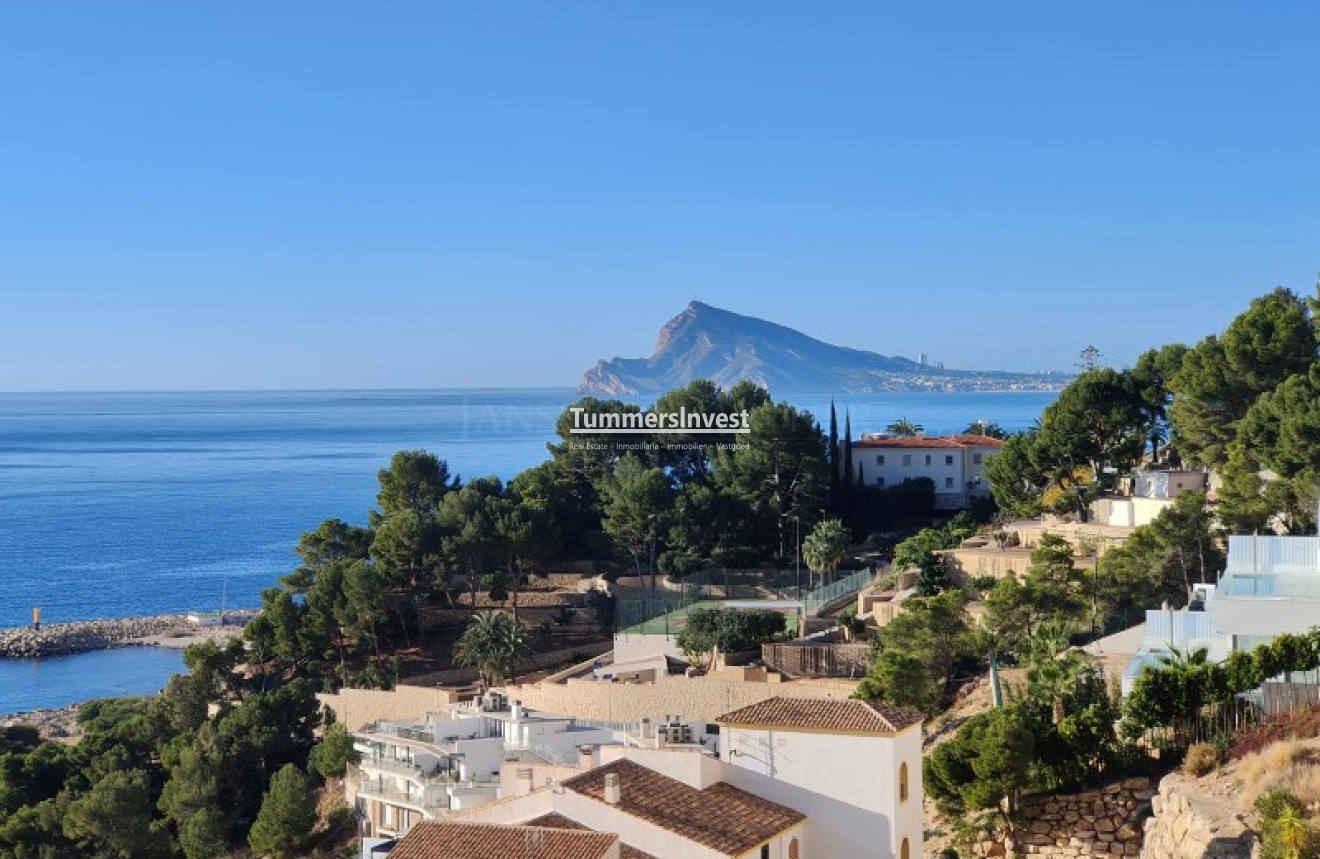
[526,813,657,859]
[852,434,1005,449]
[561,758,804,857]
[387,820,618,859]
[717,696,922,734]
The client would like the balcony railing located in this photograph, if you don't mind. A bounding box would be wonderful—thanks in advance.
[359,756,451,782]
[527,741,580,766]
[356,782,449,816]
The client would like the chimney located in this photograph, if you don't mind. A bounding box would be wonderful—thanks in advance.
[603,772,621,805]
[640,718,653,739]
[511,700,524,721]
[578,745,596,769]
[514,767,534,796]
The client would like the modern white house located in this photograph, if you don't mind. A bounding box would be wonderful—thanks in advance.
[1090,467,1209,528]
[1121,586,1231,696]
[848,433,1003,509]
[1211,535,1320,650]
[376,696,923,859]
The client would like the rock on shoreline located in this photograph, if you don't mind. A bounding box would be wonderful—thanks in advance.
[0,707,83,742]
[0,615,192,658]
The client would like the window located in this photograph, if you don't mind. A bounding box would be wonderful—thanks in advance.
[901,837,911,859]
[761,846,770,859]
[945,477,954,488]
[973,453,983,464]
[900,762,909,801]
[789,837,800,859]
[877,477,886,488]
[924,454,932,466]
[945,454,954,465]
[876,454,884,465]
[902,454,911,466]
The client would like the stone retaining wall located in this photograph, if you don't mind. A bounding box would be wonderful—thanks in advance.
[453,592,586,609]
[970,778,1154,859]
[1140,772,1255,859]
[0,615,188,658]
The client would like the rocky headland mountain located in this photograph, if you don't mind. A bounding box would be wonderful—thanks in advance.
[577,302,1068,395]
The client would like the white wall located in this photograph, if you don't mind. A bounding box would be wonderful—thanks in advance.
[555,791,730,859]
[720,724,923,859]
[1213,596,1320,638]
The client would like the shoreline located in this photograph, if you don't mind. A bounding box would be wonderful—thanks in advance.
[0,612,252,659]
[0,614,253,735]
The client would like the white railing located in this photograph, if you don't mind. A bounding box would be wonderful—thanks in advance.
[356,782,448,816]
[528,741,579,766]
[1227,535,1320,575]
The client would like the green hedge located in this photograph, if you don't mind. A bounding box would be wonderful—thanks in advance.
[1123,627,1320,734]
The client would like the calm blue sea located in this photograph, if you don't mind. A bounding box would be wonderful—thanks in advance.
[0,388,1055,712]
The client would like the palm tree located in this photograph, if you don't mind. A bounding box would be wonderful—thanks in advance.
[885,416,923,437]
[802,518,850,588]
[1154,645,1209,669]
[964,420,1007,439]
[453,610,531,692]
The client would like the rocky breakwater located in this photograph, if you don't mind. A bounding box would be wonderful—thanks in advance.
[0,615,188,658]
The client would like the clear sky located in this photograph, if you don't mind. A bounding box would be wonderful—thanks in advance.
[2,2,1318,391]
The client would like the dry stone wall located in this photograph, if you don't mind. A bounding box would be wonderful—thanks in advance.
[969,778,1154,859]
[1140,772,1256,859]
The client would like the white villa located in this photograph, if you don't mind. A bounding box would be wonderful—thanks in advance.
[370,696,924,859]
[1212,534,1320,649]
[1121,585,1230,696]
[1118,535,1320,700]
[1090,467,1209,529]
[848,433,1003,510]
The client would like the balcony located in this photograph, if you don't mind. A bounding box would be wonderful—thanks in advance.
[359,756,448,782]
[356,781,450,817]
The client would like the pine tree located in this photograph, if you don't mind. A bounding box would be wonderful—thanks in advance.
[248,765,317,859]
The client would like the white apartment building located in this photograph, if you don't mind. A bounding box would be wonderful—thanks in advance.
[377,696,923,859]
[849,433,1003,510]
[352,692,615,839]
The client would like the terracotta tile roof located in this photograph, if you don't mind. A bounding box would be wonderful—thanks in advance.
[526,813,657,859]
[560,758,804,857]
[717,696,922,734]
[852,434,1005,449]
[387,820,617,859]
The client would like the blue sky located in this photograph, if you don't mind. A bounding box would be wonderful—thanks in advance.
[2,2,1318,391]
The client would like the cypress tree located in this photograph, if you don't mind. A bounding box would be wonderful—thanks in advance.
[842,412,855,518]
[828,400,840,508]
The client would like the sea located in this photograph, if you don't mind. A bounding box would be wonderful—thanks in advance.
[0,388,1056,713]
